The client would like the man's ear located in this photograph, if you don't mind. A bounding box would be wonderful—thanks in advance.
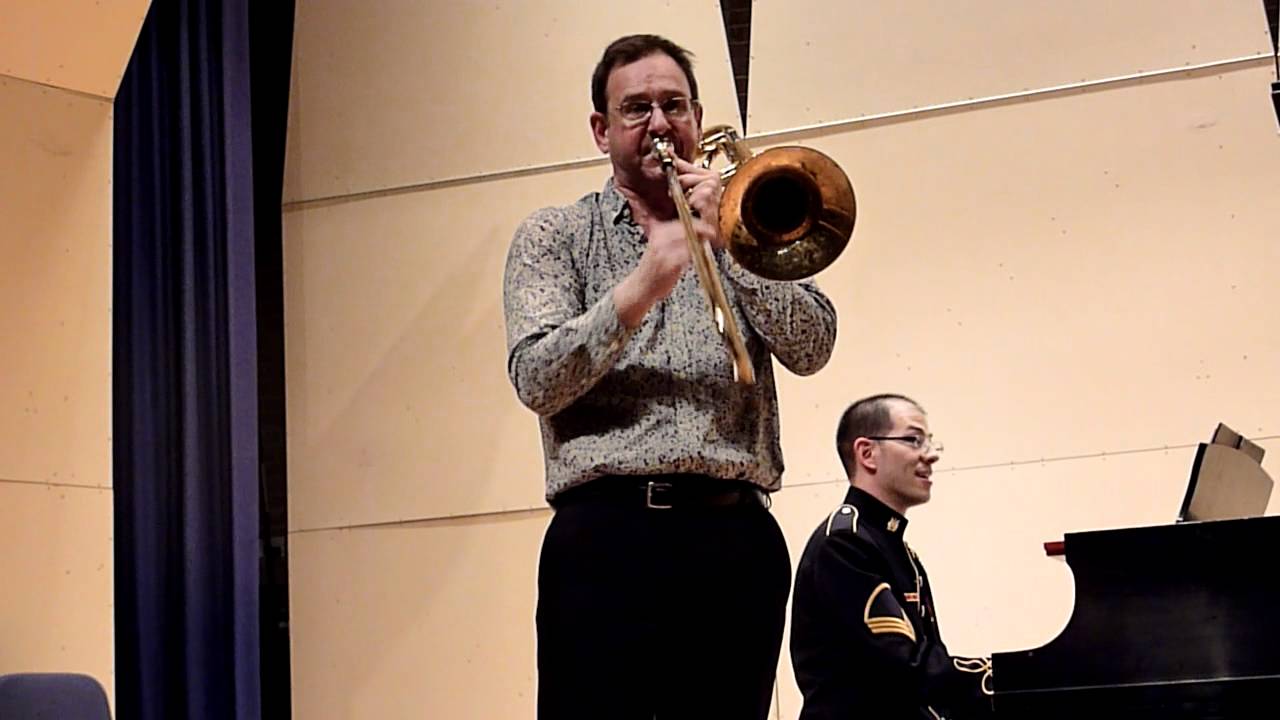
[590,112,609,154]
[853,438,878,473]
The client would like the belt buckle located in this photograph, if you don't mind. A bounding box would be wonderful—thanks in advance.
[645,481,674,509]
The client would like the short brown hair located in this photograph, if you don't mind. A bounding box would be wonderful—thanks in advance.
[591,34,699,114]
[835,394,923,475]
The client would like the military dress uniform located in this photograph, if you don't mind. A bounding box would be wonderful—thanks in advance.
[790,486,994,719]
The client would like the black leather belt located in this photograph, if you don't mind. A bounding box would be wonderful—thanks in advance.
[551,474,770,510]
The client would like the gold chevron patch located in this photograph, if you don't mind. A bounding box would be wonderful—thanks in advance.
[863,583,917,643]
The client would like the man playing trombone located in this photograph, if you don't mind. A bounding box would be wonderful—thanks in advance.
[503,33,837,719]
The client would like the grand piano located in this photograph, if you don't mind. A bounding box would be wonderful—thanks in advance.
[991,424,1280,718]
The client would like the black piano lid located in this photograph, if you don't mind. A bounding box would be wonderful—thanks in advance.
[991,425,1278,717]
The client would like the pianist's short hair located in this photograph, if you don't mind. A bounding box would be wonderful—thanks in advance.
[836,394,923,476]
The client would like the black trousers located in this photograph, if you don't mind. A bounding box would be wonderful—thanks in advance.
[536,477,792,719]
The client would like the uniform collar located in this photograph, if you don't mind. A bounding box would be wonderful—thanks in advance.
[844,485,909,537]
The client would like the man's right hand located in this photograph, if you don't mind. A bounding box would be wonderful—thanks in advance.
[612,217,715,329]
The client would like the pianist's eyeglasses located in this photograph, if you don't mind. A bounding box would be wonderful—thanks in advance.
[866,435,943,454]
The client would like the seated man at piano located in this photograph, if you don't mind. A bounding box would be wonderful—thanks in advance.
[790,393,993,719]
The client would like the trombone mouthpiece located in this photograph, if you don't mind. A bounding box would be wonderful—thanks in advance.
[651,135,675,167]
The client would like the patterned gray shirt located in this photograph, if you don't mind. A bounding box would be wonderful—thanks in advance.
[503,177,837,500]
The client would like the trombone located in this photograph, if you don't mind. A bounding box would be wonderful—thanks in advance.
[653,125,857,385]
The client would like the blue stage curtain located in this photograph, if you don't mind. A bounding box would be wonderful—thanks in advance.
[113,0,265,717]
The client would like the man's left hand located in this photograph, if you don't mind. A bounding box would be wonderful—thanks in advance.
[672,157,724,249]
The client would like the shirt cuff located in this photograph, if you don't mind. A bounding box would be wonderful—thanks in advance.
[590,289,634,359]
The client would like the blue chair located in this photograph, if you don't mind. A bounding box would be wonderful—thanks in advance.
[0,673,111,720]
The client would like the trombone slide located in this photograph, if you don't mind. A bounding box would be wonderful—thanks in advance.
[654,137,756,385]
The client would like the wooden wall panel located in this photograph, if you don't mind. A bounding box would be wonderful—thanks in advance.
[0,0,151,98]
[748,0,1272,133]
[285,0,739,202]
[0,482,114,705]
[288,512,546,719]
[0,76,113,489]
[0,68,114,709]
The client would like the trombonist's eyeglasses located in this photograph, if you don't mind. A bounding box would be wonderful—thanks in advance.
[866,435,944,454]
[614,96,698,126]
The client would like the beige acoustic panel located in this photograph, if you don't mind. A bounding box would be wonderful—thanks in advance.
[284,164,621,530]
[770,444,1248,718]
[0,77,113,489]
[285,0,739,203]
[748,0,1273,134]
[0,0,151,98]
[288,510,547,719]
[0,481,113,706]
[768,63,1280,493]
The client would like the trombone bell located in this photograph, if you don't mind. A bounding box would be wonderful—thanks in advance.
[701,125,856,282]
[649,124,856,384]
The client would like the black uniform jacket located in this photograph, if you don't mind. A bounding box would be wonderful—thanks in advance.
[790,486,993,719]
